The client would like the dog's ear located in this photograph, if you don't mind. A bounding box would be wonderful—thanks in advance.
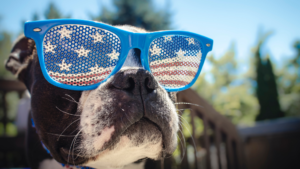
[5,35,35,81]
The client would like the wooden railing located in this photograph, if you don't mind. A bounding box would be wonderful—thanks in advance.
[177,89,245,169]
[0,79,27,167]
[0,79,27,136]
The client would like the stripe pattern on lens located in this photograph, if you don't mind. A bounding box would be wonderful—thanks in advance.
[43,24,121,86]
[149,35,202,88]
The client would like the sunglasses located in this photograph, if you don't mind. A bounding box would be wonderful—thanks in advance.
[24,19,213,92]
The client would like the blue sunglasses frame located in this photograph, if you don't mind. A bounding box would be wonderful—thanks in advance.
[24,19,213,92]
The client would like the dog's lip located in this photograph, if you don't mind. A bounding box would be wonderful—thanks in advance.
[109,117,164,148]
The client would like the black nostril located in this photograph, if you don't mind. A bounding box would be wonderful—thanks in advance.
[145,77,155,93]
[110,69,157,95]
[124,77,135,91]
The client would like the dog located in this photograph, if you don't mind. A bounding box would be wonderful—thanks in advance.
[5,25,179,169]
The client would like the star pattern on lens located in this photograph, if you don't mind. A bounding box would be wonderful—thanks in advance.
[106,49,120,61]
[150,44,162,56]
[57,59,72,71]
[44,41,56,53]
[175,48,187,60]
[74,46,91,57]
[89,63,103,73]
[148,35,202,88]
[164,35,173,42]
[57,27,74,40]
[186,38,195,45]
[43,24,122,87]
[89,32,106,43]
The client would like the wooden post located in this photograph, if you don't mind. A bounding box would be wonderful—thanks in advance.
[214,128,222,169]
[203,117,211,169]
[2,91,7,136]
[191,109,198,169]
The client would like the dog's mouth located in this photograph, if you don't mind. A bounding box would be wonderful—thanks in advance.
[59,117,164,164]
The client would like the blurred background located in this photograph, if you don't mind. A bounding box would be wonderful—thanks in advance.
[0,0,299,169]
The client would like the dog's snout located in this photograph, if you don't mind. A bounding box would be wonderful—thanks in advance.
[111,69,158,95]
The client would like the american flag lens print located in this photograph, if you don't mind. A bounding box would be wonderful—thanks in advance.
[149,35,202,88]
[43,24,121,86]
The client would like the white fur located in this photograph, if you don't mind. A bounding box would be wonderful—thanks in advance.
[93,126,115,150]
[85,136,162,169]
[10,49,21,59]
[38,159,65,169]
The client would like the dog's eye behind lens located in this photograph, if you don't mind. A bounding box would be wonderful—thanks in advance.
[148,35,202,88]
[43,24,121,86]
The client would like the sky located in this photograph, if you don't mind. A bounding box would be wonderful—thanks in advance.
[0,0,299,73]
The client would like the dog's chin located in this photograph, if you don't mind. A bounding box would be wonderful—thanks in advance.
[85,118,163,168]
[60,118,163,168]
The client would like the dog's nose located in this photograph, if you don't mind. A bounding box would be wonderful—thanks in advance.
[111,69,158,95]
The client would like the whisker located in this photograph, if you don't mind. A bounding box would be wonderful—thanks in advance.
[74,150,83,161]
[178,111,198,167]
[175,102,203,108]
[62,94,79,104]
[56,106,81,117]
[46,132,77,137]
[72,131,81,166]
[58,119,81,141]
[124,112,134,125]
[177,122,187,162]
[69,126,81,135]
[68,128,84,165]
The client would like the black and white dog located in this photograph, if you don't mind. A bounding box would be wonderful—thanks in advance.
[5,25,179,169]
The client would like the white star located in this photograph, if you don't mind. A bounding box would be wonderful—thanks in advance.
[89,63,104,73]
[149,44,162,56]
[74,46,91,57]
[106,49,120,61]
[57,27,74,40]
[44,41,56,53]
[186,38,195,45]
[57,59,72,71]
[164,35,173,42]
[89,32,106,43]
[175,48,187,60]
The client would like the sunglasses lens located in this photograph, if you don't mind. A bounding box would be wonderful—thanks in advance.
[43,24,121,86]
[148,35,203,88]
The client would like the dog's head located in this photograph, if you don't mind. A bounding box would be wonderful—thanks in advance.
[5,25,179,168]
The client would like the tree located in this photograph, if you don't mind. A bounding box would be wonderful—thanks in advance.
[0,17,19,137]
[254,33,284,121]
[44,2,70,19]
[277,40,300,117]
[0,17,12,77]
[91,0,172,31]
[193,43,259,125]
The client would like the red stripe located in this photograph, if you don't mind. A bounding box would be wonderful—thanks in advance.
[159,80,189,86]
[50,70,112,79]
[59,78,105,85]
[153,70,196,76]
[150,61,199,69]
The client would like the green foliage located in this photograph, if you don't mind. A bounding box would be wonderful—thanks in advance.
[44,2,70,19]
[91,0,171,31]
[0,18,20,137]
[278,41,300,117]
[0,30,13,77]
[254,33,284,121]
[193,43,259,125]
